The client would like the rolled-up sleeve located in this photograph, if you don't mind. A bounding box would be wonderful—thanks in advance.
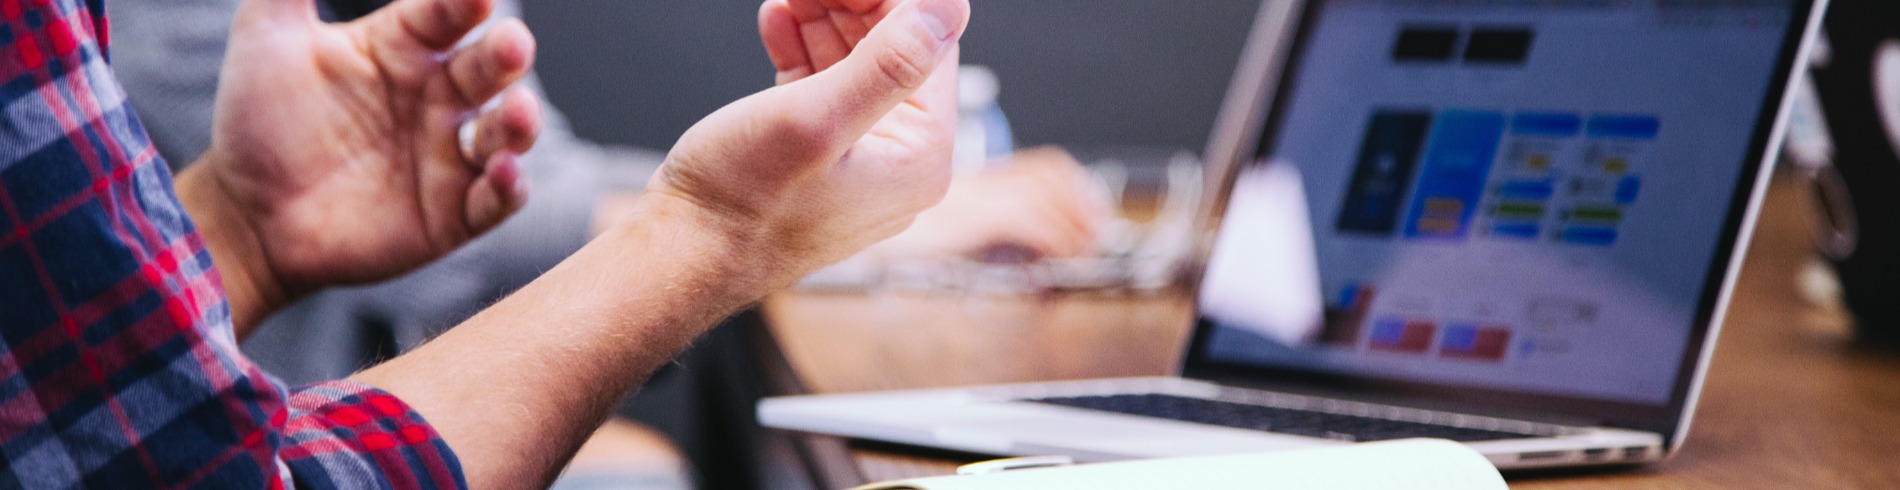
[0,1,466,488]
[278,382,465,489]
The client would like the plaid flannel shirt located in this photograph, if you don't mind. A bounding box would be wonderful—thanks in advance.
[1,0,465,487]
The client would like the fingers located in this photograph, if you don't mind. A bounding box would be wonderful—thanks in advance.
[1034,183,1102,248]
[826,9,874,49]
[447,17,536,106]
[1010,178,1101,258]
[1044,196,1103,256]
[993,203,1095,259]
[1026,156,1107,240]
[956,151,1111,258]
[835,0,894,13]
[780,0,906,72]
[234,0,318,26]
[779,0,970,144]
[761,0,936,82]
[820,0,894,38]
[1016,148,1115,236]
[464,152,528,236]
[464,87,543,169]
[386,0,498,50]
[454,89,537,239]
[788,0,854,72]
[759,0,814,84]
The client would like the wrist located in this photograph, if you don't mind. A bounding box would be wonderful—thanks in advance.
[175,153,290,334]
[605,192,805,301]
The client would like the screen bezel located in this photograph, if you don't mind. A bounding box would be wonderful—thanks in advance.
[1182,0,1825,443]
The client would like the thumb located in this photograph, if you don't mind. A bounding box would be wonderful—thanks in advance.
[785,0,969,133]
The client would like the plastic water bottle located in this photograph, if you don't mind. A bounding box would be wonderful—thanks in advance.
[954,65,1014,174]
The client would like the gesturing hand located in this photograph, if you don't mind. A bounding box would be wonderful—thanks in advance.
[642,0,971,281]
[181,0,542,326]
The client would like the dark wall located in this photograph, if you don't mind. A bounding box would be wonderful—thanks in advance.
[523,0,1264,155]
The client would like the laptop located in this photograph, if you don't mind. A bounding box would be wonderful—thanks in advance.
[760,0,1829,470]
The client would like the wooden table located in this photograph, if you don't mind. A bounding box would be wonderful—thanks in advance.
[757,176,1900,489]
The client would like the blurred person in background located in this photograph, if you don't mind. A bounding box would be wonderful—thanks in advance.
[111,0,1111,487]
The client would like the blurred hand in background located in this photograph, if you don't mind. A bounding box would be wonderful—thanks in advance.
[868,146,1114,261]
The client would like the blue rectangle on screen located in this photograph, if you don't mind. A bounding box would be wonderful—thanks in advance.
[1491,223,1540,239]
[1403,110,1506,240]
[1497,180,1555,200]
[1510,113,1581,137]
[1441,324,1479,350]
[1616,175,1642,204]
[1370,318,1408,344]
[1338,284,1361,309]
[1587,115,1660,139]
[1562,227,1619,246]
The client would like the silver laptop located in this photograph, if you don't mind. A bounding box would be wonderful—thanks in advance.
[760,0,1829,470]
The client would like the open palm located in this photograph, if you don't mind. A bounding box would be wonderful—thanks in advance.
[199,0,541,293]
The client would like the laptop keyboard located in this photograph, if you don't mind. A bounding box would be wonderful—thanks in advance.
[1028,394,1541,442]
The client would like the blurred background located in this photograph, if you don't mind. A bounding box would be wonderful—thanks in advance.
[102,1,1900,488]
[513,6,1266,486]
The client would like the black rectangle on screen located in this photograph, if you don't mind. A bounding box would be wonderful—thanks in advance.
[1391,26,1459,62]
[1464,27,1534,64]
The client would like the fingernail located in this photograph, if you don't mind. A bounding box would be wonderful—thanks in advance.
[917,0,960,42]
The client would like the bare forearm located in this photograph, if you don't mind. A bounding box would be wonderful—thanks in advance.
[349,194,785,489]
[346,0,968,485]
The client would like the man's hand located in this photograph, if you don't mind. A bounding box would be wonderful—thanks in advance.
[638,0,971,282]
[178,0,541,330]
[351,1,968,487]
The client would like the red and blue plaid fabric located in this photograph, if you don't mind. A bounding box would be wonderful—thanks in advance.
[1,0,465,488]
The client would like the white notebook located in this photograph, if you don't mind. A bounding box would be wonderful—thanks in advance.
[851,439,1506,490]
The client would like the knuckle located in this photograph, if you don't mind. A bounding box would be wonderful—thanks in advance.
[872,37,934,91]
[430,0,465,32]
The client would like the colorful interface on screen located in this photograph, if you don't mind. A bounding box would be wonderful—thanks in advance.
[1200,0,1796,405]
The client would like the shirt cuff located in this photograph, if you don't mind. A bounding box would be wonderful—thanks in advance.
[278,381,467,490]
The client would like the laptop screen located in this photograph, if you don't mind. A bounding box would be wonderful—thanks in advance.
[1191,0,1806,416]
